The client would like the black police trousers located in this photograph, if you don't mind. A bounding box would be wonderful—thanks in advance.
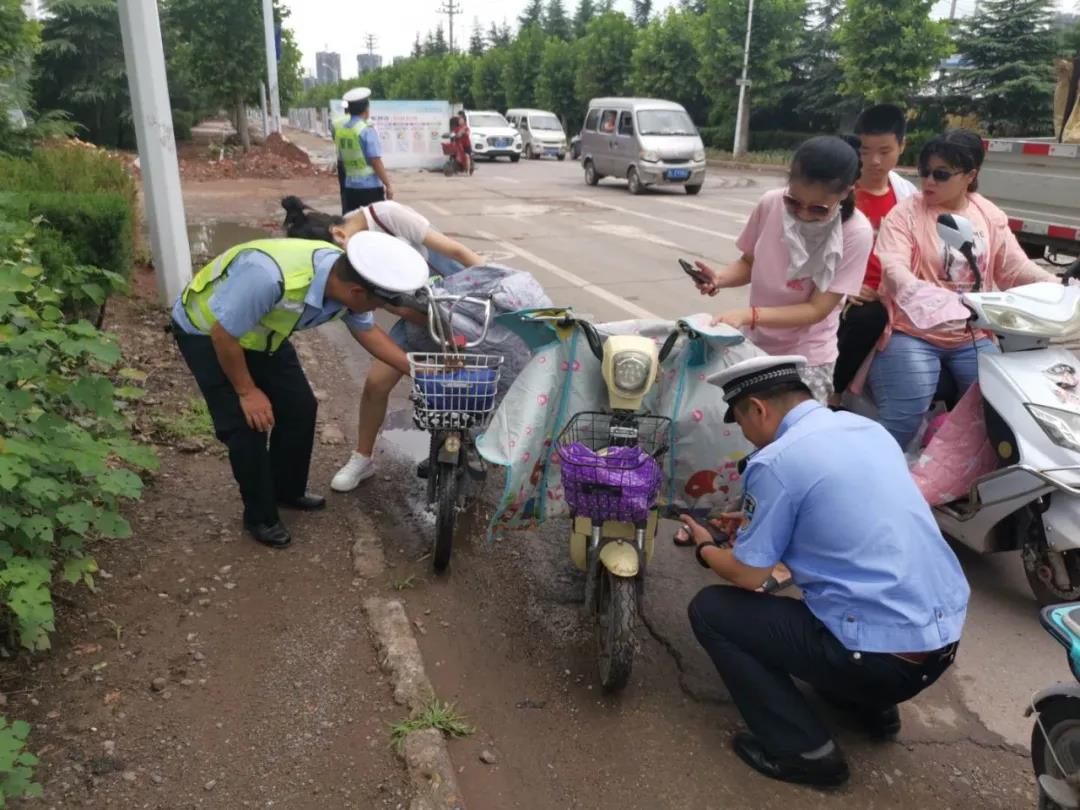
[173,328,317,527]
[688,586,957,757]
[337,160,385,214]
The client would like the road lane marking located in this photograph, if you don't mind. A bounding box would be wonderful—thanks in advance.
[655,197,749,221]
[579,198,739,241]
[421,201,452,217]
[475,229,658,319]
[490,176,521,184]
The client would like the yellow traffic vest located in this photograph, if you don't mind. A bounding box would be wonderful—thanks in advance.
[181,239,344,353]
[332,115,375,182]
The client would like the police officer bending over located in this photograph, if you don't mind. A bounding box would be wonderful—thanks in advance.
[680,355,970,787]
[170,232,427,549]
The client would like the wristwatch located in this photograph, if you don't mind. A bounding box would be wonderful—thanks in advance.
[695,541,720,569]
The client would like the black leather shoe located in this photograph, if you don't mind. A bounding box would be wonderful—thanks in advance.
[732,733,849,788]
[278,493,326,511]
[245,521,292,549]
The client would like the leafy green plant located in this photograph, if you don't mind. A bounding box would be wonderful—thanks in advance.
[0,716,41,803]
[389,699,474,751]
[0,220,156,651]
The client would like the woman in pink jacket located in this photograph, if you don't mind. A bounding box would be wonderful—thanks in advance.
[870,130,1058,448]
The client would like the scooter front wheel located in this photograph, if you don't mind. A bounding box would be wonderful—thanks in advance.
[432,462,459,573]
[596,569,636,692]
[1032,694,1080,809]
[1023,518,1080,605]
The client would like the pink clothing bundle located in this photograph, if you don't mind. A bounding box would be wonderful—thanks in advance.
[910,383,997,506]
[736,189,873,365]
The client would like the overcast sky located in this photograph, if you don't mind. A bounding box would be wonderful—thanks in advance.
[283,0,1077,78]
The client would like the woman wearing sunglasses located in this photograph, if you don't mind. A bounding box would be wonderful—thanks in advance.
[694,136,873,400]
[868,129,1058,448]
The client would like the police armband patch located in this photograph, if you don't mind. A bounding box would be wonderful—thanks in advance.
[741,492,757,529]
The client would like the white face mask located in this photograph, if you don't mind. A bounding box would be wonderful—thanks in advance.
[780,196,845,292]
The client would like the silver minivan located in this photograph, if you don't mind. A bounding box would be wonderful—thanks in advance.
[506,108,568,160]
[580,97,706,195]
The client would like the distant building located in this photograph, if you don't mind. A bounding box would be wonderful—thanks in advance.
[315,52,342,85]
[302,75,318,92]
[357,53,383,75]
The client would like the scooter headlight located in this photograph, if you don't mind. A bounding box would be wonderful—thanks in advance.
[1027,403,1080,453]
[612,351,653,395]
[982,301,1080,337]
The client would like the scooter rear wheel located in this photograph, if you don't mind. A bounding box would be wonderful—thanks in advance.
[1031,694,1080,809]
[1023,515,1080,605]
[596,569,636,692]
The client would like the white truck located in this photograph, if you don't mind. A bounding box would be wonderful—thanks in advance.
[979,139,1080,270]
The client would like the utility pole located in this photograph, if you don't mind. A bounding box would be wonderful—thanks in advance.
[437,0,462,54]
[365,34,378,55]
[732,0,754,158]
[116,0,191,305]
[261,0,281,134]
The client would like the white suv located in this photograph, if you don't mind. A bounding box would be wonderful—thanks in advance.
[465,110,523,162]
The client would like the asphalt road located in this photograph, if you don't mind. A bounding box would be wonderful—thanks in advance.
[284,148,1062,806]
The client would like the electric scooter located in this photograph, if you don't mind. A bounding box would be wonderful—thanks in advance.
[921,214,1080,603]
[1028,602,1080,809]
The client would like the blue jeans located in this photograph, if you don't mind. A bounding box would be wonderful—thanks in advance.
[868,332,996,448]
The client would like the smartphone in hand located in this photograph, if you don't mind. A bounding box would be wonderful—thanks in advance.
[679,258,709,286]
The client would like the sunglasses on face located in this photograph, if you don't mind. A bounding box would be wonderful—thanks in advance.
[782,192,836,219]
[919,167,966,182]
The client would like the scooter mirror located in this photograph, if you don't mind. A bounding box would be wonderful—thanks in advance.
[936,213,976,253]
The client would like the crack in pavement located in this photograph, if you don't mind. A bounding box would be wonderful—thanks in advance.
[639,606,726,706]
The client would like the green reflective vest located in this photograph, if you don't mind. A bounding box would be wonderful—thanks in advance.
[332,115,375,181]
[181,239,344,353]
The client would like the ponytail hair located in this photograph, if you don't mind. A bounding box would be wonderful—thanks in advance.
[789,136,861,222]
[281,196,344,243]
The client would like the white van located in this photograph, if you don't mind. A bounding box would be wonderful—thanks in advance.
[579,97,706,194]
[506,108,568,160]
[463,110,523,162]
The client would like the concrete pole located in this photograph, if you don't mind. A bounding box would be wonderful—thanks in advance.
[732,0,755,158]
[116,0,191,305]
[262,0,282,134]
[260,81,270,139]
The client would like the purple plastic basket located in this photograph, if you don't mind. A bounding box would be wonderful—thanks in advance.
[557,442,663,523]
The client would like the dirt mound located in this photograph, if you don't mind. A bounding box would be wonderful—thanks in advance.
[180,138,326,181]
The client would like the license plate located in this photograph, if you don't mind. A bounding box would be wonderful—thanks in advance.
[545,148,559,155]
[666,169,690,181]
[496,138,510,148]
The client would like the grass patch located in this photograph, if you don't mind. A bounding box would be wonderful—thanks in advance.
[389,699,474,751]
[706,148,793,166]
[152,397,214,442]
[392,575,421,591]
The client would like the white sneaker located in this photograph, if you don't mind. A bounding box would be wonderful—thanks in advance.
[331,452,375,492]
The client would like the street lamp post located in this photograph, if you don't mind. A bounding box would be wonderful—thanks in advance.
[116,0,191,305]
[732,0,755,158]
[261,0,281,134]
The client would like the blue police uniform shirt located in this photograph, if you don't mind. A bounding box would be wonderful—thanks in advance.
[733,400,970,654]
[334,115,384,190]
[170,247,375,339]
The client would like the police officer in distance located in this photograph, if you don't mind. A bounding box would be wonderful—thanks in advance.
[679,355,970,787]
[170,232,426,549]
[332,87,394,213]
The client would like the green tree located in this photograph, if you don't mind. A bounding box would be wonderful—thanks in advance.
[33,0,133,149]
[503,25,547,107]
[519,0,545,30]
[536,37,579,125]
[1061,18,1080,57]
[488,20,513,48]
[544,0,572,40]
[575,12,636,102]
[573,0,597,38]
[0,0,40,154]
[411,33,423,59]
[697,0,806,125]
[167,0,266,149]
[836,0,951,104]
[472,47,509,110]
[469,18,486,55]
[632,0,652,27]
[274,2,304,111]
[443,54,476,108]
[958,0,1056,135]
[789,0,854,131]
[629,8,706,122]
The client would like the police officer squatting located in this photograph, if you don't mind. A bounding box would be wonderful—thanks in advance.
[169,232,428,549]
[678,355,970,787]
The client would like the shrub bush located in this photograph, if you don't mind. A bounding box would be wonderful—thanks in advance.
[901,130,936,168]
[172,109,193,142]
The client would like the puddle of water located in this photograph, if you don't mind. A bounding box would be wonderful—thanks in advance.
[187,222,271,261]
[380,428,431,464]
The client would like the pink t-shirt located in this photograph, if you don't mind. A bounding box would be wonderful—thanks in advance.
[736,189,873,365]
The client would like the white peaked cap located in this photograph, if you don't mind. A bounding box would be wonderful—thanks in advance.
[344,231,428,293]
